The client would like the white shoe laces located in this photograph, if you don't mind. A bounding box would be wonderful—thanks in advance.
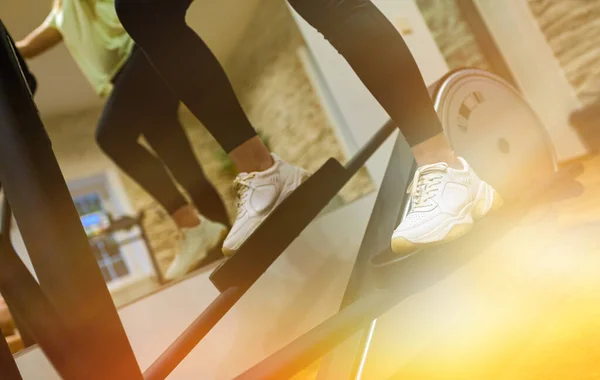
[233,173,257,216]
[407,165,446,208]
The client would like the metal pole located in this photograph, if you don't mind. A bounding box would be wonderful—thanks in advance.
[0,223,89,379]
[315,132,415,379]
[143,287,242,380]
[0,194,35,349]
[235,291,398,380]
[0,21,142,379]
[0,331,22,380]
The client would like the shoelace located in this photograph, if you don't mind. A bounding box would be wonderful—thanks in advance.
[233,173,257,216]
[407,165,446,208]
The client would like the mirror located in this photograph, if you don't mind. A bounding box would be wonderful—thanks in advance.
[0,0,376,333]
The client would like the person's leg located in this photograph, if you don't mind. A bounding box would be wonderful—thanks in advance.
[115,0,309,255]
[140,96,231,228]
[97,55,190,223]
[287,0,456,167]
[97,47,228,279]
[286,0,501,253]
[114,0,272,172]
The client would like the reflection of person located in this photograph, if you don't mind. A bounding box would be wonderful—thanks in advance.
[16,0,230,280]
[115,0,501,255]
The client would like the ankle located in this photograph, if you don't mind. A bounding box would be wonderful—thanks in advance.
[229,136,275,173]
[415,154,462,170]
[172,205,201,229]
[412,133,463,170]
[237,153,274,174]
[252,154,275,173]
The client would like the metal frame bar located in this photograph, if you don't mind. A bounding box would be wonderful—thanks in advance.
[0,20,142,380]
[143,121,397,379]
[0,329,22,380]
[313,132,415,380]
[209,120,397,293]
[237,160,578,380]
[0,191,35,348]
[0,5,508,378]
[308,4,524,377]
[143,287,243,380]
[0,196,90,379]
[0,15,400,380]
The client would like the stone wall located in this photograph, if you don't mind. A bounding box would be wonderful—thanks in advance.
[528,0,600,103]
[417,0,600,102]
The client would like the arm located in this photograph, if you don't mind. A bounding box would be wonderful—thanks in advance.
[16,0,63,60]
[16,24,63,59]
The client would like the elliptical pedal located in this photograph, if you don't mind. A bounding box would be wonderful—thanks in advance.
[209,120,397,293]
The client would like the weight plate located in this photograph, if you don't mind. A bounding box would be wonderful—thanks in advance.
[432,69,557,201]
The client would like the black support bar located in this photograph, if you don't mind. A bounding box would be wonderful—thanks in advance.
[234,161,579,380]
[143,287,243,380]
[210,158,348,292]
[315,133,415,379]
[0,331,22,380]
[210,121,397,293]
[0,20,142,380]
[235,290,398,380]
[147,121,397,378]
[0,224,89,379]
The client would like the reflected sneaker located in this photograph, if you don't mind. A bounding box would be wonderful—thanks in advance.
[391,157,502,254]
[222,154,309,256]
[165,215,228,281]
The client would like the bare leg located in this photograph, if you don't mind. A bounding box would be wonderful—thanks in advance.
[171,205,201,228]
[412,133,462,169]
[228,136,275,174]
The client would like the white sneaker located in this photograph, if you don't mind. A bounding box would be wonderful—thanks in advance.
[164,215,228,281]
[222,154,309,256]
[391,157,502,254]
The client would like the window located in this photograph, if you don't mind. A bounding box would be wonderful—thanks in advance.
[73,193,130,283]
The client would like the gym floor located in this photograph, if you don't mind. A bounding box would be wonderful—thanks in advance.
[355,154,600,379]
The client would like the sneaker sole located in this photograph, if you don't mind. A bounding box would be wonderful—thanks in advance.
[391,182,503,255]
[221,169,311,257]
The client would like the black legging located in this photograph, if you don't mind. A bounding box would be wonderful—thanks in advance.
[97,45,230,226]
[114,0,442,153]
[8,29,37,95]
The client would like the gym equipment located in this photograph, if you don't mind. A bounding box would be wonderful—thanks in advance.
[1,326,22,380]
[0,15,565,380]
[432,68,557,201]
[0,20,143,380]
[0,17,397,380]
[144,101,398,380]
[239,68,564,380]
[460,0,588,162]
